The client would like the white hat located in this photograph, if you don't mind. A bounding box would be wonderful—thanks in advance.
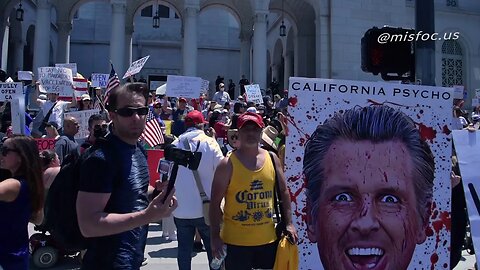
[246,107,258,113]
[81,94,91,101]
[261,126,279,151]
[39,94,47,100]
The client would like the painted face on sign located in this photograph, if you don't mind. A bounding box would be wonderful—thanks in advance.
[307,139,427,270]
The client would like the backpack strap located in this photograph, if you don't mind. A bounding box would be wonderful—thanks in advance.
[269,151,284,224]
[183,139,209,202]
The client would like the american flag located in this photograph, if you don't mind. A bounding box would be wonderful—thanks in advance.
[104,63,120,105]
[142,108,164,147]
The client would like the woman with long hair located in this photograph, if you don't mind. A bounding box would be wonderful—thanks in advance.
[0,135,44,269]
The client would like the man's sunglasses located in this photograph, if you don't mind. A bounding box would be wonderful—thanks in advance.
[1,146,18,156]
[115,107,149,117]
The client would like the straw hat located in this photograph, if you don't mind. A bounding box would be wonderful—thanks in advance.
[261,126,279,151]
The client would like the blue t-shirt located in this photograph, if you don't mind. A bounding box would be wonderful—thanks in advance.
[78,135,149,270]
[0,178,31,269]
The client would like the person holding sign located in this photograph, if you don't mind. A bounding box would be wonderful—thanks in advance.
[33,82,77,135]
[303,105,434,270]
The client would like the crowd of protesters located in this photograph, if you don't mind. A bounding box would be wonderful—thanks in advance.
[0,70,478,269]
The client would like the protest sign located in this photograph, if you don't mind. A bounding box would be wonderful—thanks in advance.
[244,84,263,104]
[201,79,209,94]
[64,109,100,139]
[0,82,23,101]
[10,98,25,135]
[475,89,480,99]
[35,138,56,151]
[452,130,480,265]
[453,85,464,99]
[123,55,150,79]
[285,78,453,270]
[473,98,480,107]
[55,63,77,77]
[38,67,73,96]
[72,78,89,100]
[18,71,33,81]
[166,75,202,98]
[91,73,109,88]
[147,149,164,187]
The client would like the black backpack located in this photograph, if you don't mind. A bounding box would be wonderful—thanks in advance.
[44,137,117,250]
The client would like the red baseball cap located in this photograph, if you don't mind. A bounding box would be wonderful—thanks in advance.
[185,110,207,126]
[179,97,187,103]
[237,112,265,129]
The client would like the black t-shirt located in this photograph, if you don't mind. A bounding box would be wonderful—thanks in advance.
[79,134,149,269]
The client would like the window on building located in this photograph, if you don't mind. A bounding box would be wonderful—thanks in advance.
[159,5,169,18]
[447,0,457,7]
[141,5,153,17]
[441,40,463,87]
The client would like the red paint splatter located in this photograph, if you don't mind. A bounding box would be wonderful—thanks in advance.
[430,253,439,270]
[442,125,451,135]
[288,96,298,107]
[417,123,437,142]
[425,226,434,237]
[432,211,451,232]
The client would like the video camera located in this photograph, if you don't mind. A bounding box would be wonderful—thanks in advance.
[164,144,201,170]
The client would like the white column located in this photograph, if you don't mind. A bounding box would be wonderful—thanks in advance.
[1,22,9,71]
[125,25,133,72]
[239,31,251,81]
[284,52,292,89]
[33,0,51,76]
[316,1,331,78]
[57,21,72,63]
[182,6,198,76]
[109,0,126,77]
[13,39,25,71]
[252,12,268,90]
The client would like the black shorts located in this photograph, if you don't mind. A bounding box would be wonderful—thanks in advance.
[225,241,278,270]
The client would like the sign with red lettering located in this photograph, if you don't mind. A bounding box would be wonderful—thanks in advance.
[35,138,56,151]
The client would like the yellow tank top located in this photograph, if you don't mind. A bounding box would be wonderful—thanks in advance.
[221,151,277,246]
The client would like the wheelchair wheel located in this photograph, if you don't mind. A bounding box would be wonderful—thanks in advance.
[32,246,58,268]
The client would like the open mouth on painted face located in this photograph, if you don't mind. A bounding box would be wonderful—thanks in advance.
[346,247,384,269]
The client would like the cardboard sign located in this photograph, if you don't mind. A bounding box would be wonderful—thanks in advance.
[123,55,150,79]
[0,82,23,101]
[244,84,263,104]
[453,85,464,99]
[10,98,25,135]
[35,138,56,151]
[91,73,109,88]
[286,78,453,269]
[166,75,202,98]
[64,109,100,139]
[55,63,77,77]
[38,67,73,96]
[452,130,480,265]
[18,71,33,81]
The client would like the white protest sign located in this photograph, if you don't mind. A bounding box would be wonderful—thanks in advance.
[10,97,26,135]
[38,67,74,96]
[244,84,263,104]
[452,130,480,265]
[123,55,150,79]
[0,82,23,101]
[18,71,33,81]
[64,109,100,139]
[453,85,464,99]
[91,73,109,88]
[55,63,77,77]
[5,77,13,82]
[201,79,209,94]
[166,75,202,98]
[473,98,480,107]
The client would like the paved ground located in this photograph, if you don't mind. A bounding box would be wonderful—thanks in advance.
[28,223,476,269]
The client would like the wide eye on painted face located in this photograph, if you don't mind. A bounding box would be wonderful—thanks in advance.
[333,192,353,202]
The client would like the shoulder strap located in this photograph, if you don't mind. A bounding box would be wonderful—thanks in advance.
[42,101,58,123]
[183,139,209,202]
[269,151,283,224]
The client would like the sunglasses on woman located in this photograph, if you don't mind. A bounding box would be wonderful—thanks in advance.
[115,107,149,117]
[1,146,18,156]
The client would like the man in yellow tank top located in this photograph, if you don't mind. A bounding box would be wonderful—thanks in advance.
[210,112,298,270]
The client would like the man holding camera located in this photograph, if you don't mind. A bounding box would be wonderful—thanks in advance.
[79,114,108,154]
[171,110,224,270]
